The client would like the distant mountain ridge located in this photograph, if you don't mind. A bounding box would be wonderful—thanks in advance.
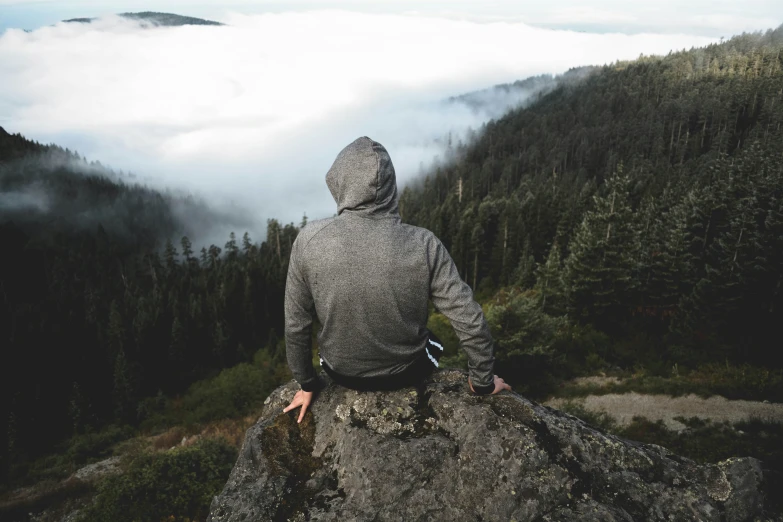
[63,12,224,27]
[449,66,598,113]
[400,25,783,370]
[0,125,50,163]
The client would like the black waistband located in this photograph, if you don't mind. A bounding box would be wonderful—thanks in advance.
[320,332,444,391]
[321,352,434,391]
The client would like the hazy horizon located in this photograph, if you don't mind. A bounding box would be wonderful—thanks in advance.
[1,2,778,247]
[2,0,782,37]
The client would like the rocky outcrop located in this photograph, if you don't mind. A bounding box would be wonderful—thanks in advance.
[207,370,779,521]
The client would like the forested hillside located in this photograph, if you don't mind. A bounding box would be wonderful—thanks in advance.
[448,66,597,116]
[402,26,783,382]
[0,129,295,485]
[3,24,783,505]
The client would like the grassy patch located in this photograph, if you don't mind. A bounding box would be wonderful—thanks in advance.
[140,355,289,433]
[76,438,236,522]
[5,352,285,498]
[559,405,783,478]
[181,363,272,424]
[555,401,618,432]
[550,364,783,403]
[620,416,783,473]
[6,424,136,489]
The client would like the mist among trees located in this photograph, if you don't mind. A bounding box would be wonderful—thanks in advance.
[0,128,298,482]
[1,25,783,491]
[402,26,783,383]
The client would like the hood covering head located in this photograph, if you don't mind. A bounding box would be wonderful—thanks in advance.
[326,137,400,218]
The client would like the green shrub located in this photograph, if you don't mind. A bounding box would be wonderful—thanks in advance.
[8,452,69,486]
[561,408,783,479]
[182,363,274,425]
[253,345,293,384]
[540,321,611,377]
[8,424,137,487]
[556,401,618,432]
[685,364,783,402]
[426,312,460,359]
[485,290,569,395]
[136,391,169,424]
[139,355,291,433]
[66,424,136,464]
[77,438,237,522]
[619,416,783,473]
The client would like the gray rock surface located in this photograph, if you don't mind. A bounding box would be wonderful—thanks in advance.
[207,370,779,521]
[72,456,122,482]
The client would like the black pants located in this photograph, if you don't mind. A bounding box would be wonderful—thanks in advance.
[320,332,444,391]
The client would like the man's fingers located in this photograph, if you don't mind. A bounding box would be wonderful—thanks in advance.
[297,396,312,423]
[283,395,302,413]
[283,390,315,423]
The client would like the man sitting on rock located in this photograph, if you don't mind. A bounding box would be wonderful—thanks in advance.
[283,137,511,423]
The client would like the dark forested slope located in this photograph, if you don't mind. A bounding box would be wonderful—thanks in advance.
[448,66,598,116]
[3,24,783,493]
[401,27,783,375]
[0,130,295,485]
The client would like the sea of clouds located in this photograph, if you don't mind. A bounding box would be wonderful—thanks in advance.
[0,11,716,245]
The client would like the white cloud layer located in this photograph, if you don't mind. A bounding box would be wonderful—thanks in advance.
[3,0,781,37]
[0,11,715,245]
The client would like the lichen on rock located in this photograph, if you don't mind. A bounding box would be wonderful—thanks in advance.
[207,370,779,522]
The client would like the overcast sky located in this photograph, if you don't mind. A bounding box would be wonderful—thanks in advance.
[2,0,781,36]
[1,1,780,245]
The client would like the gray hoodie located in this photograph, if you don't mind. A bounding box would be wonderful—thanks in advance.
[284,137,495,392]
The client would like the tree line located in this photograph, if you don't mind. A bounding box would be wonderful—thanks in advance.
[2,24,783,484]
[0,131,300,482]
[400,26,783,375]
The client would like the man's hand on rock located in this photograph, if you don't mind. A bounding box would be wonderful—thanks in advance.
[468,374,512,395]
[283,389,314,423]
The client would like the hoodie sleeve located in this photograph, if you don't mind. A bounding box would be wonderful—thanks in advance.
[428,237,496,395]
[284,234,320,392]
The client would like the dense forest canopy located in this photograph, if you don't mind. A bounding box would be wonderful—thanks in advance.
[2,24,783,488]
[0,128,296,483]
[401,25,783,374]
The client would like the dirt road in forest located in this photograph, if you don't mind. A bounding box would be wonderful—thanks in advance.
[545,392,783,431]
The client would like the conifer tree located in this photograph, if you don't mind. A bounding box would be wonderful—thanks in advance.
[107,300,125,362]
[563,166,635,324]
[67,381,85,435]
[180,236,193,263]
[242,232,253,254]
[164,240,178,273]
[169,315,185,366]
[225,232,238,261]
[112,349,133,422]
[535,241,565,315]
[650,196,694,314]
[630,195,657,306]
[514,235,536,289]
